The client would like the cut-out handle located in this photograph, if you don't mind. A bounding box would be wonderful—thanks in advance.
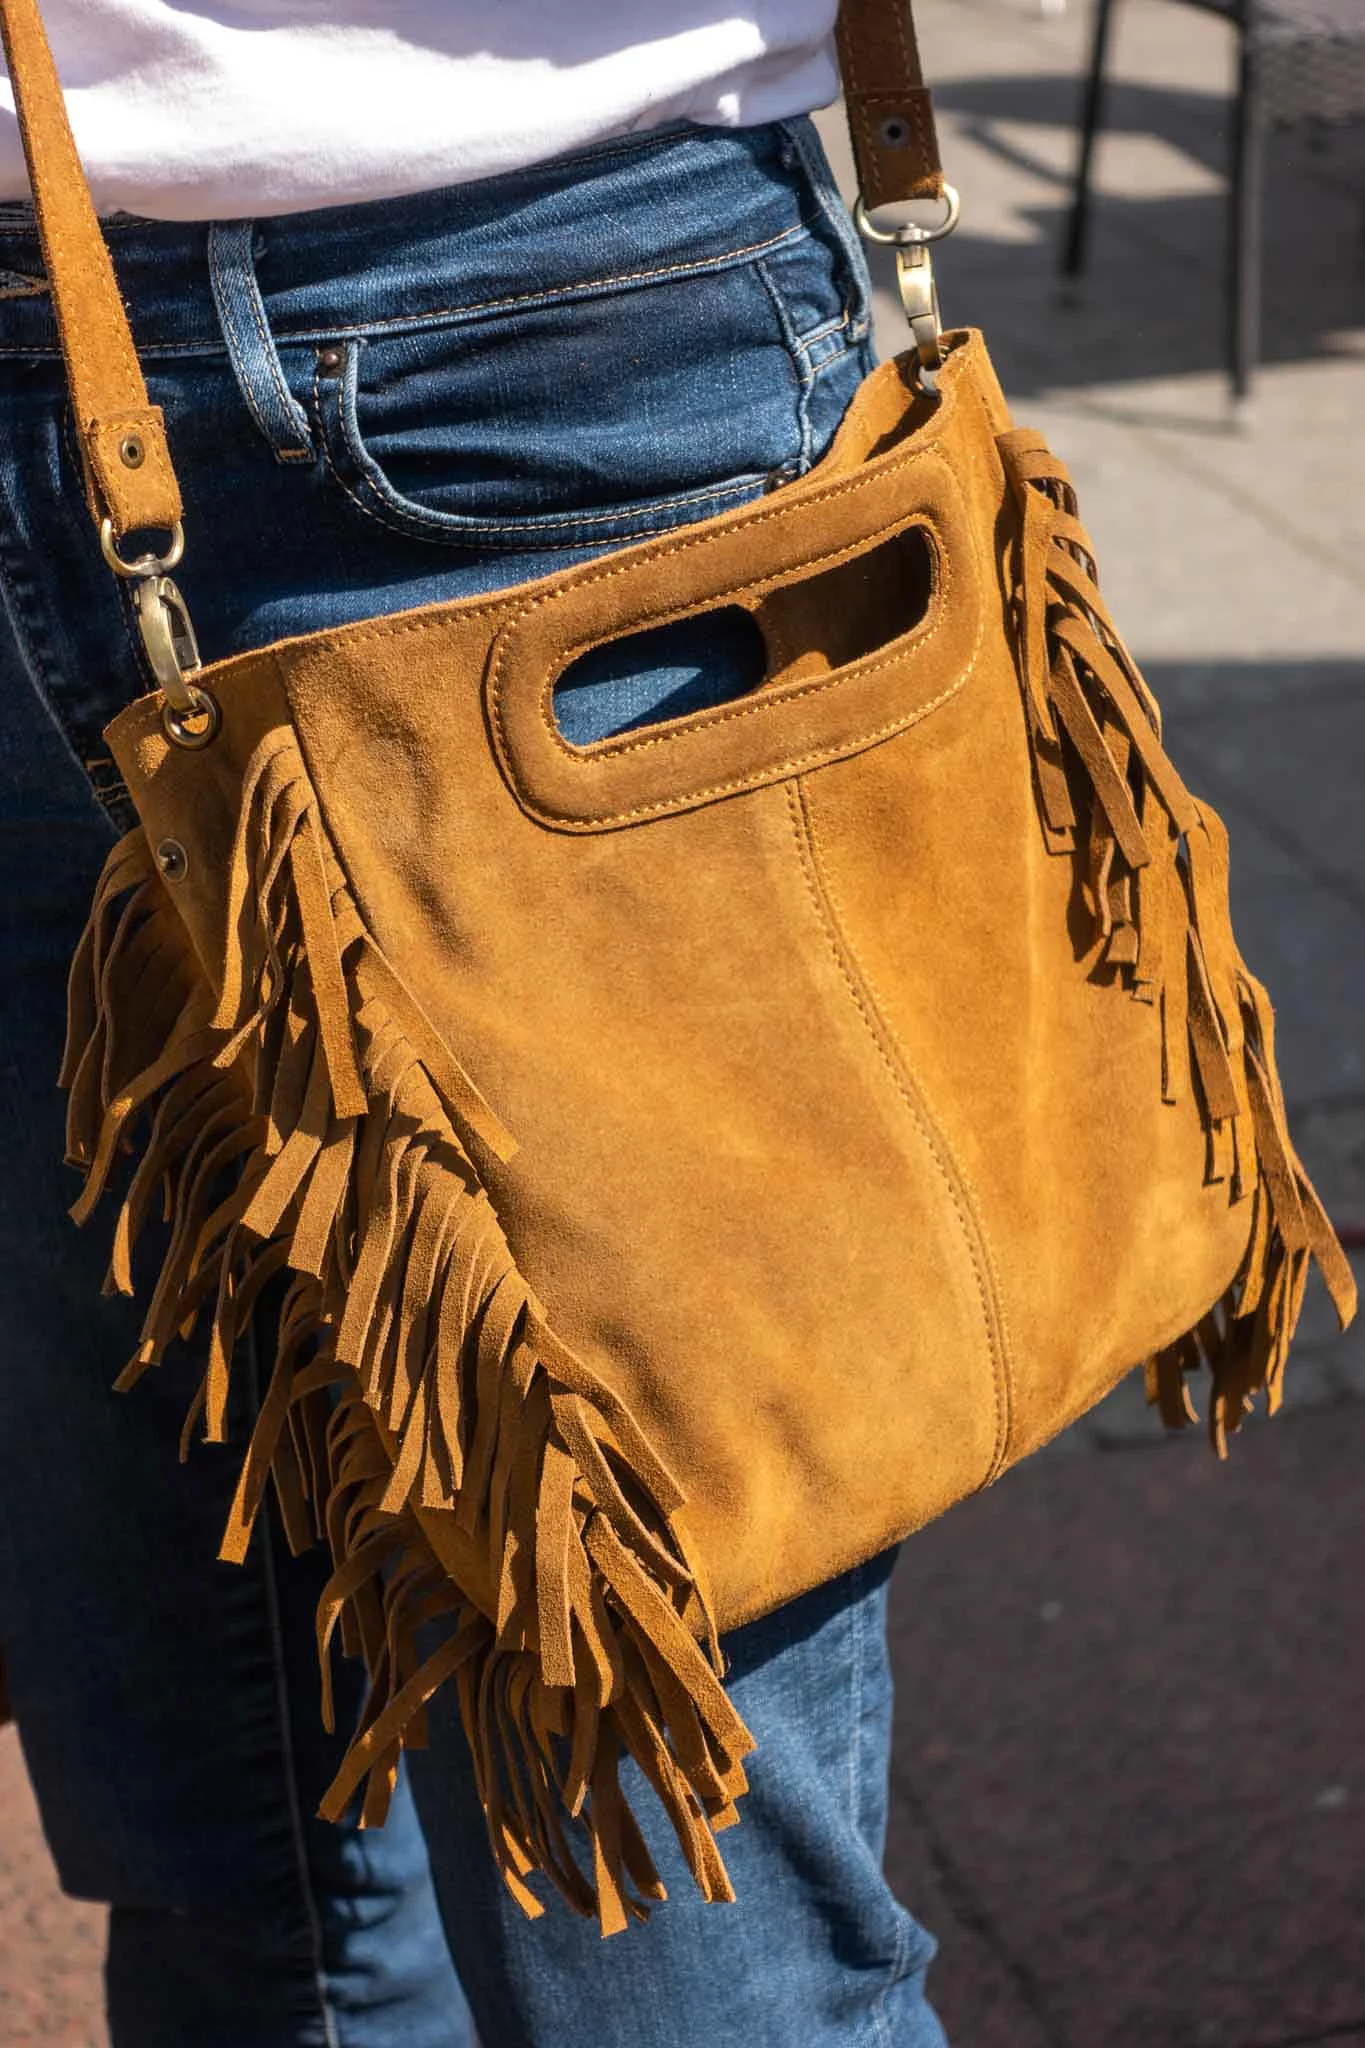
[549,530,932,748]
[487,437,980,832]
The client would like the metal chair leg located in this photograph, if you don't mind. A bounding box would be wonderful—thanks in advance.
[1062,0,1119,276]
[1229,3,1265,402]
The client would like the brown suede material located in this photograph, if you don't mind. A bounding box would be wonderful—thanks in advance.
[485,440,971,832]
[836,0,945,207]
[0,0,182,537]
[98,335,1351,1644]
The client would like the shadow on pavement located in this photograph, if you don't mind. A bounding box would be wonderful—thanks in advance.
[876,75,1365,398]
[887,1397,1365,2048]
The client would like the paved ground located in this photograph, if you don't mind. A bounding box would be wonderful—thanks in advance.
[4,2,1362,2042]
[0,1726,104,2046]
[886,1400,1365,2048]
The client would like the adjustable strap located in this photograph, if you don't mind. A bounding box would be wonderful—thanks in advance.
[835,0,945,210]
[0,0,181,540]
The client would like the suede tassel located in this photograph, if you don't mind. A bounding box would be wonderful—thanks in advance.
[61,730,753,1934]
[998,427,1357,1450]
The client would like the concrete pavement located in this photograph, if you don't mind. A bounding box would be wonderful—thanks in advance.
[0,1725,103,2045]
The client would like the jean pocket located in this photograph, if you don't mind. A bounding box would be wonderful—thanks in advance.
[304,229,868,554]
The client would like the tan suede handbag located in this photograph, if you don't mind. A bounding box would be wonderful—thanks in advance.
[3,0,1354,1934]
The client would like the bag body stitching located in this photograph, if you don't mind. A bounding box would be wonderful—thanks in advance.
[523,513,951,767]
[488,586,972,827]
[787,776,1015,1485]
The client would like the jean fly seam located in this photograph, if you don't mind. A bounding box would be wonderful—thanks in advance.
[244,1312,343,2048]
[0,440,132,824]
[0,527,82,778]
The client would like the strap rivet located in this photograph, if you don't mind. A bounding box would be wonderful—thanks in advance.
[879,116,911,149]
[317,346,343,373]
[156,838,188,881]
[119,433,146,469]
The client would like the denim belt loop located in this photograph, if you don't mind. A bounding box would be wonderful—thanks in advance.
[207,219,315,463]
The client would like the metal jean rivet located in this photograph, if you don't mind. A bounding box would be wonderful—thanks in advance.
[119,433,146,468]
[316,345,343,373]
[156,838,188,881]
[879,115,911,149]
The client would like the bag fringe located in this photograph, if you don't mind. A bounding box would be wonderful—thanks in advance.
[998,428,1357,1452]
[62,731,752,1933]
[64,430,1356,1922]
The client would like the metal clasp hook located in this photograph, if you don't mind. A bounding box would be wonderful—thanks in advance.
[99,517,220,745]
[133,574,200,704]
[133,576,220,747]
[854,184,961,387]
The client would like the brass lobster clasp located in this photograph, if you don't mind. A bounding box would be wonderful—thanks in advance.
[853,184,962,386]
[99,517,220,747]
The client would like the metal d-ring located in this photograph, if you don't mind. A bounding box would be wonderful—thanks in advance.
[853,182,961,249]
[100,516,185,579]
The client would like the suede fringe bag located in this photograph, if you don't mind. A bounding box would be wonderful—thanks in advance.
[2,0,1355,1934]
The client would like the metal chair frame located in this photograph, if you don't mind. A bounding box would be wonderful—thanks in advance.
[1061,0,1293,399]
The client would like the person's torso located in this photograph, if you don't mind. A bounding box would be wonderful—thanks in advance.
[0,0,841,220]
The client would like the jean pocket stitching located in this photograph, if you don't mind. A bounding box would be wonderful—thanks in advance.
[318,340,775,551]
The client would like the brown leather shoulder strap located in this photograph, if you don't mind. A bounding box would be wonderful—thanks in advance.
[836,0,945,209]
[0,0,181,539]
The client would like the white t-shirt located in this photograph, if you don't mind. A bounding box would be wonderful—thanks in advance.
[0,2,841,220]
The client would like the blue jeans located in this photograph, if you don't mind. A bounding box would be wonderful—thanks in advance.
[0,118,947,2047]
